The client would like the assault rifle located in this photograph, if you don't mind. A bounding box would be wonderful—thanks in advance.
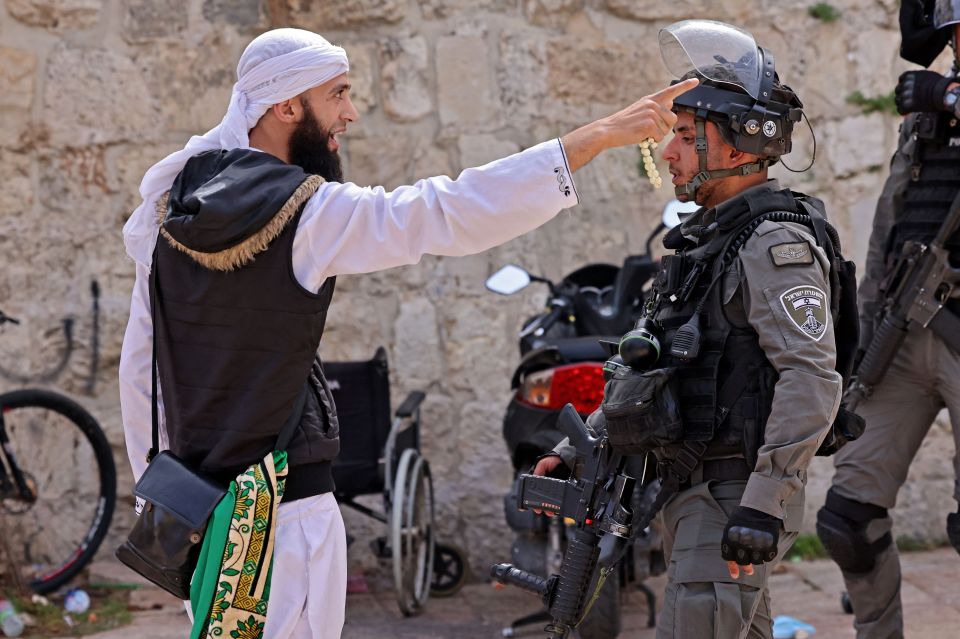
[490,405,635,639]
[845,190,960,411]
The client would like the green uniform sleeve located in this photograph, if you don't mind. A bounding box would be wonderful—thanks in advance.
[732,220,843,520]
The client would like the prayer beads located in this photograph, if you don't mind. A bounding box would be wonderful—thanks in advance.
[639,138,662,189]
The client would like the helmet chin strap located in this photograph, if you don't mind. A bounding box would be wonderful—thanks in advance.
[674,115,775,200]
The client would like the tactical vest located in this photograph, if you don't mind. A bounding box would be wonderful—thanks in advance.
[654,225,777,463]
[891,111,960,262]
[651,188,856,464]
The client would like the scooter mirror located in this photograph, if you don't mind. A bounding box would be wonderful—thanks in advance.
[486,264,532,295]
[662,199,699,229]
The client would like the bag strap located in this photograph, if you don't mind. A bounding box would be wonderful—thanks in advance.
[148,252,160,463]
[146,249,310,463]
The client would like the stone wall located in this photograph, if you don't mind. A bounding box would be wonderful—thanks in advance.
[0,0,956,582]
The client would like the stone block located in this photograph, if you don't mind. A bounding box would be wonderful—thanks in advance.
[498,32,547,114]
[135,35,236,134]
[380,36,431,123]
[442,300,511,396]
[418,0,514,20]
[283,0,407,30]
[523,0,583,27]
[393,298,441,389]
[343,133,412,189]
[823,112,889,177]
[122,0,187,42]
[43,45,156,147]
[601,0,705,22]
[851,28,903,98]
[0,151,33,229]
[412,144,453,181]
[457,134,520,171]
[202,0,264,29]
[437,36,496,128]
[546,37,666,109]
[37,147,113,237]
[0,47,37,149]
[347,44,377,115]
[5,0,101,29]
[114,143,183,215]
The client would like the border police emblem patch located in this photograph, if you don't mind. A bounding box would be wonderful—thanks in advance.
[779,285,828,341]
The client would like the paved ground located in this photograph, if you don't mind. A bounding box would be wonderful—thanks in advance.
[75,548,960,638]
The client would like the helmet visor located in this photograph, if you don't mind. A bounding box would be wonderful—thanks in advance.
[659,20,762,100]
[934,0,960,28]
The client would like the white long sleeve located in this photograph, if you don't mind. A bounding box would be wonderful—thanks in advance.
[119,138,579,478]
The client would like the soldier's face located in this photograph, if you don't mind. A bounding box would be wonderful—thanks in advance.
[662,112,733,206]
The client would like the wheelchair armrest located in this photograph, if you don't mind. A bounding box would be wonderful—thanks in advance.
[395,391,426,418]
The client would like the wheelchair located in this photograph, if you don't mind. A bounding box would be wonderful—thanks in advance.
[326,347,467,615]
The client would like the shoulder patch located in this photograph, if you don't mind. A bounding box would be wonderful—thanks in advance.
[779,286,829,341]
[769,241,814,267]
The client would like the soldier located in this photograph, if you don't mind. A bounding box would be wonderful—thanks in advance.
[816,2,960,637]
[536,20,852,638]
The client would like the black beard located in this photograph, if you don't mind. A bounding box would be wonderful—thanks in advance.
[288,102,344,183]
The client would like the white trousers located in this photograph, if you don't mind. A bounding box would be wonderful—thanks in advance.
[262,492,348,639]
[186,492,347,638]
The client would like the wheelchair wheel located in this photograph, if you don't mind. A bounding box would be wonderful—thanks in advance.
[430,542,468,597]
[391,448,435,616]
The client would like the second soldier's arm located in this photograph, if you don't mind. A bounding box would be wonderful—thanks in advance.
[731,222,843,519]
[857,115,916,344]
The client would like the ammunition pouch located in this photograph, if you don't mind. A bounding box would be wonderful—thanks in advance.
[601,366,682,454]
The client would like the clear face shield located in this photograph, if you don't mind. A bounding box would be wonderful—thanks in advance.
[658,20,763,100]
[935,0,960,29]
[935,0,960,66]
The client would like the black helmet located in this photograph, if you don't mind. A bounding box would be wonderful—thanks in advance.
[658,20,804,200]
[900,0,957,67]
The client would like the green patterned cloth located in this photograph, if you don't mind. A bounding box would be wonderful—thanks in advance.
[190,451,288,639]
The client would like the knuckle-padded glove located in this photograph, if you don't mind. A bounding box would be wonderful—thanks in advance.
[721,506,781,566]
[895,70,953,115]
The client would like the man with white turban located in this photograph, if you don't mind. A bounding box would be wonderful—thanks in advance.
[118,27,695,639]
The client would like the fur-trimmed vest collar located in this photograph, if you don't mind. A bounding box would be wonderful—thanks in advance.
[156,148,325,272]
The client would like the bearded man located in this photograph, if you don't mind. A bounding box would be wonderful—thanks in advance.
[118,27,695,639]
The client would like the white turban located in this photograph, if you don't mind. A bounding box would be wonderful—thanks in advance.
[123,28,349,265]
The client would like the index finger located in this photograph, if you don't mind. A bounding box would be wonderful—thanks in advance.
[727,561,740,580]
[648,78,700,107]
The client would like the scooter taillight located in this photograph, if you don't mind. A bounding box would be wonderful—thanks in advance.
[517,363,605,415]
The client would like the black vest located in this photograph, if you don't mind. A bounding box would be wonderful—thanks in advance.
[891,111,960,262]
[153,149,339,500]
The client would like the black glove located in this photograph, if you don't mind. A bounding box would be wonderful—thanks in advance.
[721,506,780,566]
[947,510,960,554]
[895,70,954,115]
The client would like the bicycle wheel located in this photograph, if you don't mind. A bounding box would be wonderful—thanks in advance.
[0,389,116,593]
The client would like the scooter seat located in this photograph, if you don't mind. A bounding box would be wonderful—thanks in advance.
[528,336,616,363]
